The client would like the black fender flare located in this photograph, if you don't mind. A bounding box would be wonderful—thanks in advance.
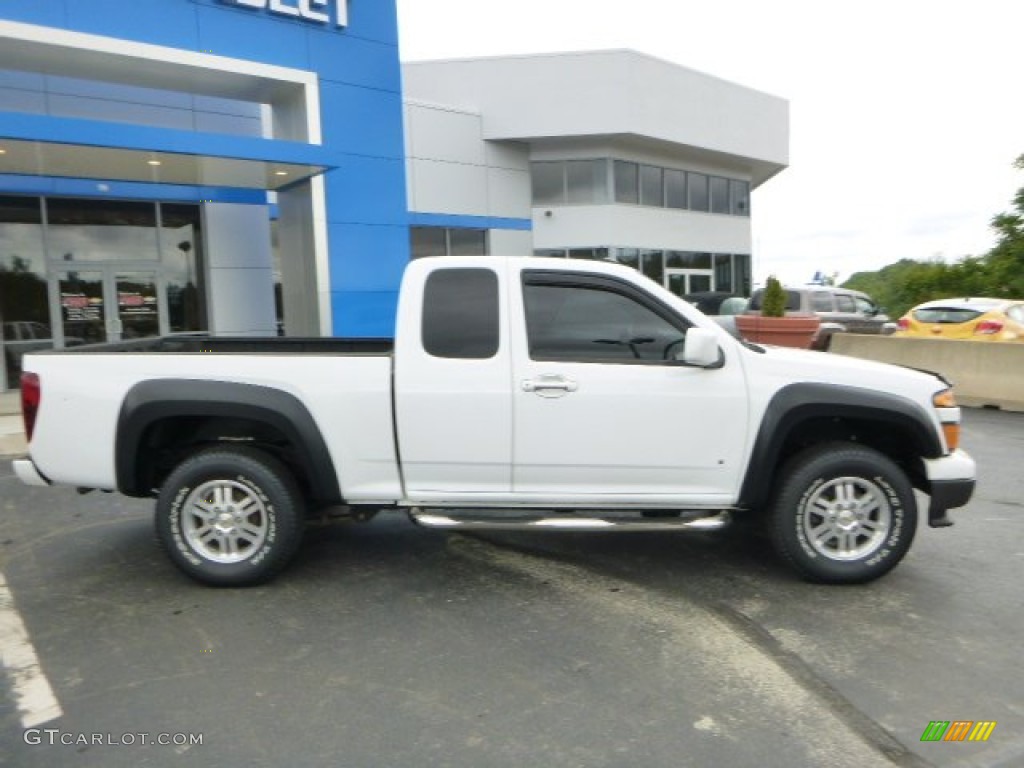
[737,383,942,510]
[116,379,341,502]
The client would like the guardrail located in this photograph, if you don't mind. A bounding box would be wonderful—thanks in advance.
[829,335,1024,412]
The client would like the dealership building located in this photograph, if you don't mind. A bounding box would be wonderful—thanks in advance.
[0,0,788,389]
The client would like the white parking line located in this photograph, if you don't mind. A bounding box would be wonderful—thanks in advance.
[0,571,63,727]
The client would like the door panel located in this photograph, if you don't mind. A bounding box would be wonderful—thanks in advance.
[394,263,513,498]
[512,274,748,502]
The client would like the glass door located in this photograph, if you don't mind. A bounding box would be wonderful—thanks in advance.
[57,268,163,344]
[58,271,106,346]
[666,269,714,297]
[115,272,160,340]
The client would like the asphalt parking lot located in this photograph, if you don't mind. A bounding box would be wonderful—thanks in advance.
[1,407,1022,768]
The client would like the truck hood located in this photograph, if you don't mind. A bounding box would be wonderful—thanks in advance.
[744,343,947,398]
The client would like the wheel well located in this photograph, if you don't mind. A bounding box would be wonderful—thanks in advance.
[134,416,314,501]
[774,416,926,488]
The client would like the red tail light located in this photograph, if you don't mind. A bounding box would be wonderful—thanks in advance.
[897,317,910,331]
[20,372,40,442]
[975,320,1003,335]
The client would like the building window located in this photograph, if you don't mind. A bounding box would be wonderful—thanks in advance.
[639,165,664,207]
[531,162,565,206]
[533,246,752,297]
[530,160,609,205]
[566,160,609,204]
[665,169,687,209]
[534,158,751,218]
[0,197,48,387]
[730,180,750,216]
[410,227,489,259]
[688,172,709,212]
[568,248,609,260]
[666,251,712,270]
[613,161,639,204]
[710,176,730,214]
[640,249,664,286]
[160,203,205,334]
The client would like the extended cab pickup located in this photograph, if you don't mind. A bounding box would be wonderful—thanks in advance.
[13,257,976,586]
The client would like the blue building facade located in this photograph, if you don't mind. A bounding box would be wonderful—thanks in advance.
[0,0,412,349]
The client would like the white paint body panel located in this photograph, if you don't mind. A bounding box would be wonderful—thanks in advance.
[25,353,399,501]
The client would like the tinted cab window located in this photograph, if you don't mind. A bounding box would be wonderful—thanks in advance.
[524,281,687,362]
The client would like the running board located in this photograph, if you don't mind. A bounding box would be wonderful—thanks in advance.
[409,509,731,532]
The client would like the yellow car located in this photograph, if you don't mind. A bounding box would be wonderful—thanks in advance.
[895,298,1024,341]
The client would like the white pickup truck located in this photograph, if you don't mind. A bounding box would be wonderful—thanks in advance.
[13,256,975,586]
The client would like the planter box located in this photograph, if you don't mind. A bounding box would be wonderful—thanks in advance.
[735,315,821,349]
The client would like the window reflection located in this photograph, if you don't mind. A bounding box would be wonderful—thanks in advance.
[46,199,158,262]
[160,203,205,333]
[0,197,49,385]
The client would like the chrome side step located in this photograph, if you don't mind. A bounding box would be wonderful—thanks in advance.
[409,509,731,532]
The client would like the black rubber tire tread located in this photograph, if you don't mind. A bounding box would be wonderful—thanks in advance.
[769,442,917,584]
[155,445,305,587]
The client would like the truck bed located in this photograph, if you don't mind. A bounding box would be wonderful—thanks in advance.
[37,334,395,356]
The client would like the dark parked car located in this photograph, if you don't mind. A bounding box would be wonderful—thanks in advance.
[683,292,749,340]
[747,285,896,351]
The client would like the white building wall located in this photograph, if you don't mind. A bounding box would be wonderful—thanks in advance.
[402,50,788,186]
[533,206,750,254]
[404,100,531,220]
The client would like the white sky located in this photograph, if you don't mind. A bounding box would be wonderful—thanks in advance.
[396,0,1022,286]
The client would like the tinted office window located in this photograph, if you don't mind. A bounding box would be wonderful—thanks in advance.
[531,162,564,205]
[524,282,684,363]
[614,161,639,204]
[688,172,709,211]
[422,269,499,359]
[449,228,487,256]
[639,165,664,207]
[566,160,608,204]
[710,176,730,214]
[730,180,750,216]
[665,169,687,209]
[640,250,664,286]
[410,227,448,259]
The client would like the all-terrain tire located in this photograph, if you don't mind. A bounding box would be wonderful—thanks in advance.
[155,446,305,587]
[769,442,917,584]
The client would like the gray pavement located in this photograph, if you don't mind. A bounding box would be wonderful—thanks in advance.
[0,408,1021,767]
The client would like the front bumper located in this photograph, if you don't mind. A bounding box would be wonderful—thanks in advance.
[12,458,50,487]
[922,449,976,527]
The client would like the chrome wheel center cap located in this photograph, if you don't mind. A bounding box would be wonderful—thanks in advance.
[836,508,858,530]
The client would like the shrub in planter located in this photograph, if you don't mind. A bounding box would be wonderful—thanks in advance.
[736,276,820,349]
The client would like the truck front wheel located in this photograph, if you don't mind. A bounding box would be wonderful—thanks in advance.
[769,443,917,584]
[155,446,305,587]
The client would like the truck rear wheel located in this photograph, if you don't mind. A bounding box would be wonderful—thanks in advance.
[155,446,305,587]
[769,443,917,584]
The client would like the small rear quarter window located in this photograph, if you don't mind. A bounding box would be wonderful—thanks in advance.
[422,268,499,359]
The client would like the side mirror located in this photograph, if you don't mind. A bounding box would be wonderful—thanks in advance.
[678,327,722,367]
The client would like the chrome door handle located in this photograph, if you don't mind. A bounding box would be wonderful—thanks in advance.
[522,376,578,396]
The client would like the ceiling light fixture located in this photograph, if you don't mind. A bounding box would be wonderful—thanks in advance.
[275,170,289,176]
[147,159,162,166]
